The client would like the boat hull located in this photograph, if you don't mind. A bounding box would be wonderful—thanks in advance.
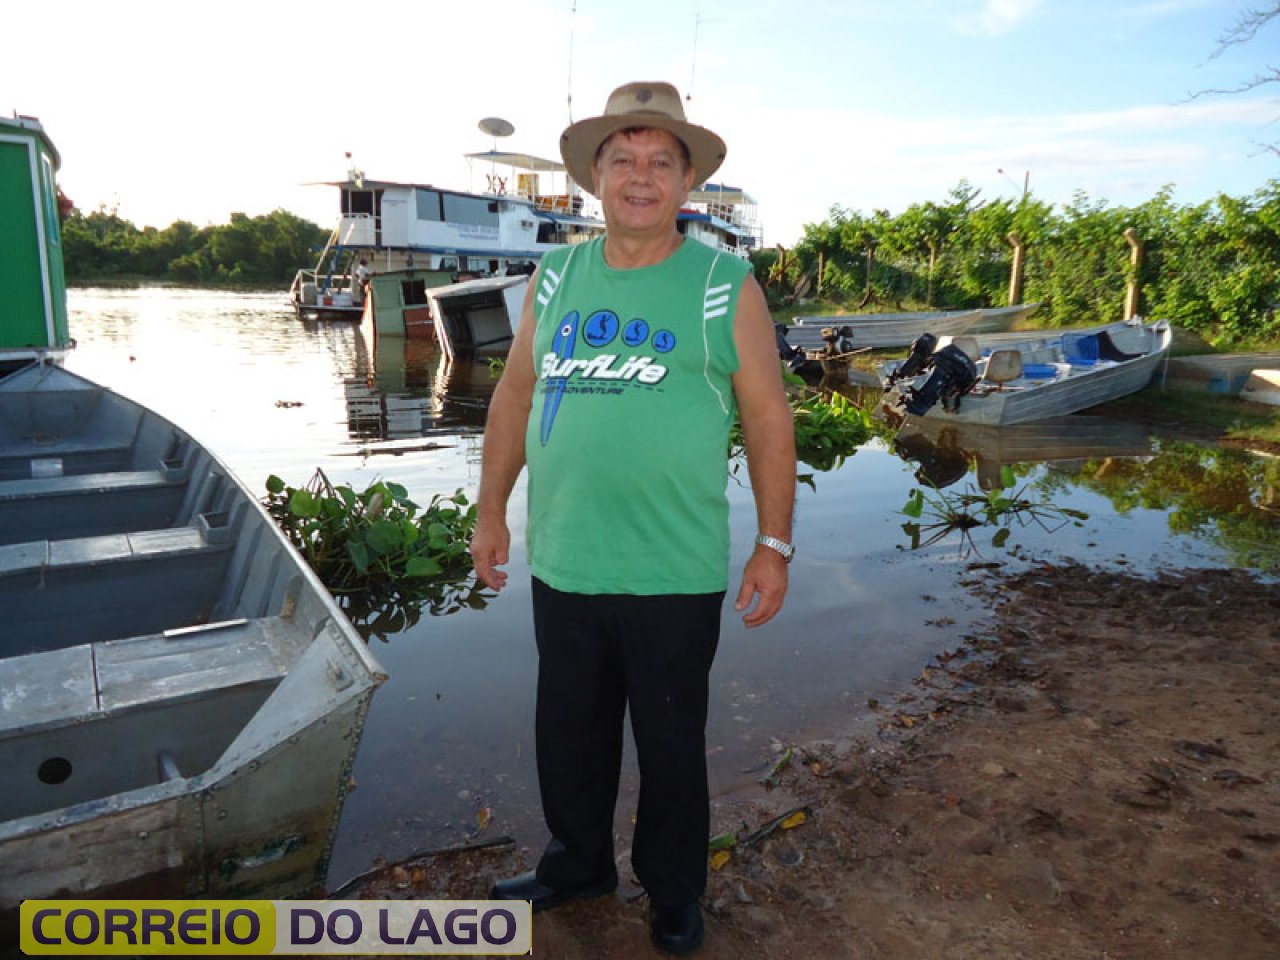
[883,321,1172,426]
[787,304,1036,351]
[0,363,385,920]
[295,302,365,323]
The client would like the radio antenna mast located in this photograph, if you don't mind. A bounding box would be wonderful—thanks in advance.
[688,13,723,102]
[688,12,701,101]
[567,0,577,123]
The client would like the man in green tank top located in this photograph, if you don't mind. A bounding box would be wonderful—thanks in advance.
[471,81,796,955]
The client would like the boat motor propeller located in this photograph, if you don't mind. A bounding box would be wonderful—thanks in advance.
[899,344,979,416]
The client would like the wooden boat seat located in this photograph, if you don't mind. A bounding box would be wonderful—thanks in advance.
[0,527,206,575]
[0,515,236,656]
[0,618,293,738]
[94,618,294,718]
[0,466,185,501]
[0,618,297,820]
[0,439,136,482]
[983,349,1024,389]
[0,465,190,546]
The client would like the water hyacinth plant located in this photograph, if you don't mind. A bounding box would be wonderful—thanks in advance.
[731,387,875,482]
[263,470,489,639]
[791,391,875,472]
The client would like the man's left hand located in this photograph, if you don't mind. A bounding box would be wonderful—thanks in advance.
[734,548,789,628]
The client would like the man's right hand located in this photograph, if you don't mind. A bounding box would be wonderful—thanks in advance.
[470,515,511,591]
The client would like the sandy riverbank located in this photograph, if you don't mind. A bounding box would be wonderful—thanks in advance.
[345,560,1278,959]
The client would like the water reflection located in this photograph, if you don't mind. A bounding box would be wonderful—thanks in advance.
[341,335,496,457]
[893,415,1156,489]
[1052,440,1280,570]
[343,577,495,642]
[893,416,1280,569]
[61,288,1279,892]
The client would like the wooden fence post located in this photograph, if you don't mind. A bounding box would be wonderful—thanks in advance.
[1123,227,1144,320]
[1007,232,1025,306]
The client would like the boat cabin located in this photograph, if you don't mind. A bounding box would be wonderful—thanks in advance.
[0,115,70,374]
[678,183,762,259]
[291,151,601,329]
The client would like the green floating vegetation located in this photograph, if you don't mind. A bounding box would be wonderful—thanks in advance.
[731,387,876,481]
[264,470,490,640]
[901,464,1089,554]
[792,391,874,472]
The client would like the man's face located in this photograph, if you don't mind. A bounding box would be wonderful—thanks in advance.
[593,128,695,238]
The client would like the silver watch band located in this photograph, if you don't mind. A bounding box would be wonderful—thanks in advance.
[755,534,795,563]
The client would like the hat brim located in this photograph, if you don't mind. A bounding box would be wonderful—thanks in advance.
[560,114,727,198]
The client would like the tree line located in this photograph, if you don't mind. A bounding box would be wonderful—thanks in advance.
[61,206,329,287]
[755,180,1280,348]
[61,178,1280,349]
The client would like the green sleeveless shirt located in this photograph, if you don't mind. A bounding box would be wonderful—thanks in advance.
[524,236,750,595]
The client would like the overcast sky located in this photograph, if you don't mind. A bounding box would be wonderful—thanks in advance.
[6,0,1278,245]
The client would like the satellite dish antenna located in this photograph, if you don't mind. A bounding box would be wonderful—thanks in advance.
[479,117,515,151]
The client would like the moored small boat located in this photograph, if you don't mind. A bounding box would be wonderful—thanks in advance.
[0,364,387,914]
[881,319,1173,426]
[785,303,1037,352]
[0,114,387,926]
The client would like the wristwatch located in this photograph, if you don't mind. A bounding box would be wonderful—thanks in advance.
[755,534,795,564]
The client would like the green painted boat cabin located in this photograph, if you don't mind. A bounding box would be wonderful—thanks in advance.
[0,115,70,368]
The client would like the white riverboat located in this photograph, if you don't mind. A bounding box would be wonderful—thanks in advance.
[290,122,765,347]
[289,140,603,326]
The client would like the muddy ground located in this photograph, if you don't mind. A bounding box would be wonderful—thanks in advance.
[343,560,1278,959]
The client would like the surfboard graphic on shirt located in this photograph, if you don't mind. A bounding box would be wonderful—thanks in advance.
[540,311,578,446]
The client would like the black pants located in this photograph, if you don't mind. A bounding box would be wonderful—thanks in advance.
[530,577,724,908]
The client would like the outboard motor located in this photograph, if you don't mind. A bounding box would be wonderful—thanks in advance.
[774,323,806,371]
[819,325,856,359]
[887,332,938,385]
[901,344,978,415]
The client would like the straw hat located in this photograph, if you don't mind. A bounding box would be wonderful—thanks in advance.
[560,81,727,197]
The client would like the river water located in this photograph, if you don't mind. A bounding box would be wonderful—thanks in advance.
[63,286,1276,888]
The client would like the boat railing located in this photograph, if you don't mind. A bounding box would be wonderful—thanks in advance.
[290,266,359,309]
[686,201,763,250]
[695,199,758,231]
[529,194,586,215]
[290,214,374,303]
[705,199,738,224]
[698,236,751,259]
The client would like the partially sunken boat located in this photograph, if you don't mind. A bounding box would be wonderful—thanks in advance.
[0,114,386,924]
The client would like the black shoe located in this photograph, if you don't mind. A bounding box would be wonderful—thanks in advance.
[489,871,617,913]
[649,901,704,955]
